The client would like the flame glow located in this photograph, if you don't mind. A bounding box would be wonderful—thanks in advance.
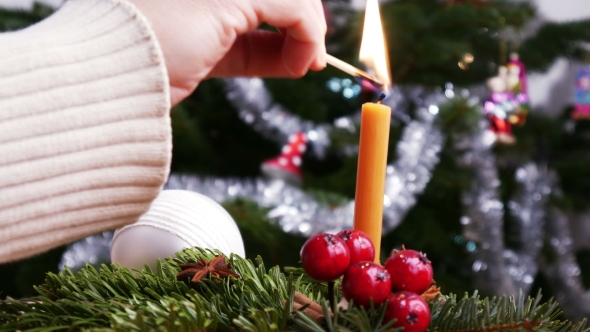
[359,0,391,91]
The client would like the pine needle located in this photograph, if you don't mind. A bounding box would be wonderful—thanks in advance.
[1,247,587,332]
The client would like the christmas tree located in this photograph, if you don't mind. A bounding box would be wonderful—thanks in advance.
[2,0,590,329]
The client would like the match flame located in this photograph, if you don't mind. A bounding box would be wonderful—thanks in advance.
[359,0,391,91]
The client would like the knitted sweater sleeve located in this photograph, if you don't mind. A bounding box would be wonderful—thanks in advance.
[0,0,172,263]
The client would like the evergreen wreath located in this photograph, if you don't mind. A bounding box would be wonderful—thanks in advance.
[0,248,586,332]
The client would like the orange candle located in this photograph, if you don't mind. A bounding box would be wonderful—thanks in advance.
[353,99,391,262]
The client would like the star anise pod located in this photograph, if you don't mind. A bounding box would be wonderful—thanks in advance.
[176,255,240,286]
[421,283,442,302]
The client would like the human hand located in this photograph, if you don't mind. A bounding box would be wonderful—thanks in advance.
[126,0,327,106]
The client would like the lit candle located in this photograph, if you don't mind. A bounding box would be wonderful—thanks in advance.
[354,95,390,262]
[353,0,391,262]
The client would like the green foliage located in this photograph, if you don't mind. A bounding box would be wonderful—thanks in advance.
[1,0,590,321]
[438,97,482,135]
[266,71,361,123]
[1,248,586,331]
[0,246,65,299]
[577,250,590,290]
[520,21,590,73]
[170,79,280,176]
[379,98,479,293]
[430,290,588,332]
[0,2,53,32]
[382,0,523,86]
[224,198,308,268]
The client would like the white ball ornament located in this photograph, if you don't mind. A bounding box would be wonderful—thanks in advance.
[110,190,245,270]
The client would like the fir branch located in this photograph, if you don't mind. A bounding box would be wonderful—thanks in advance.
[438,97,482,135]
[521,20,590,73]
[429,290,588,332]
[1,248,588,332]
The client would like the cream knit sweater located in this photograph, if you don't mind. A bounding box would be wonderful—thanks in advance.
[0,0,171,263]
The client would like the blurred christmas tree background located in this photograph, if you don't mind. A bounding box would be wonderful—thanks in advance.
[2,0,590,322]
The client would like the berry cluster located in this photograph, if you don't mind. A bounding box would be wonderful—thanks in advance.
[299,230,433,332]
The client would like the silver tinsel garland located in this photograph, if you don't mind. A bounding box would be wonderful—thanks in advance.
[455,119,555,297]
[165,176,353,235]
[505,163,553,295]
[221,78,444,233]
[59,77,590,323]
[59,231,113,272]
[542,206,590,320]
[455,116,589,321]
[224,77,332,159]
[224,78,408,159]
[454,119,518,296]
[382,89,444,229]
[164,97,443,235]
[60,80,444,270]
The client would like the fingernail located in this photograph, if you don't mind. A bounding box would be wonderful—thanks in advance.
[313,55,325,69]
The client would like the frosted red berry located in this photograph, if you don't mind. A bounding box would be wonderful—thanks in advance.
[384,291,431,332]
[337,229,375,264]
[300,233,350,282]
[385,249,433,294]
[341,261,391,307]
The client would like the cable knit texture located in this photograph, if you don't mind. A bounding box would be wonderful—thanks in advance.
[0,0,171,263]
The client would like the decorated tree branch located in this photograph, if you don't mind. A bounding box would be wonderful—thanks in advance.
[0,247,586,332]
[3,0,590,325]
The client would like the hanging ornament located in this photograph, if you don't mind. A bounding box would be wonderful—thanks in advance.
[572,66,590,120]
[261,132,307,186]
[506,53,530,125]
[483,66,517,145]
[110,190,245,271]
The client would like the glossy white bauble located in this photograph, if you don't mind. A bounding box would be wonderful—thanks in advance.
[111,190,245,270]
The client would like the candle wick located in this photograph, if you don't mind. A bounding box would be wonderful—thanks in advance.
[377,93,386,104]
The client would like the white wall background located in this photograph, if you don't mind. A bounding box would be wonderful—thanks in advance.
[2,0,590,115]
[525,0,590,115]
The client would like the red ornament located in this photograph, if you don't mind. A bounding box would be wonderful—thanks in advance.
[486,113,515,145]
[483,66,517,145]
[337,229,375,264]
[300,233,351,282]
[385,249,433,294]
[384,291,431,332]
[261,132,307,186]
[341,261,391,307]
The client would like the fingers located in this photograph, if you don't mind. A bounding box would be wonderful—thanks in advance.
[252,0,327,76]
[208,30,318,78]
[170,86,191,107]
[283,32,321,76]
[310,0,328,67]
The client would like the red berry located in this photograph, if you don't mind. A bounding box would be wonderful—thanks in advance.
[385,249,433,294]
[300,233,350,282]
[384,291,431,332]
[341,261,391,307]
[337,229,375,264]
